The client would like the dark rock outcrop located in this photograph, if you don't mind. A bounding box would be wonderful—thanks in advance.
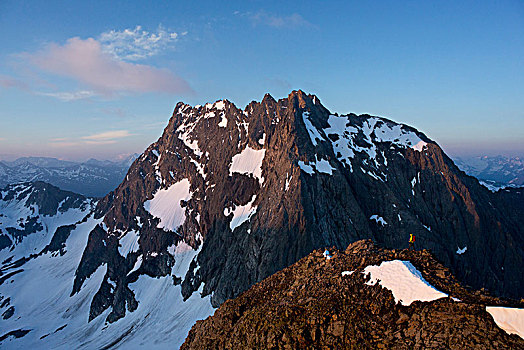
[182,240,524,349]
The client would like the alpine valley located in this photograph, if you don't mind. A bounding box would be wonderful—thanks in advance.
[0,91,523,349]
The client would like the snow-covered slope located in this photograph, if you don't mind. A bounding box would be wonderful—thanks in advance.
[363,260,448,305]
[0,182,214,349]
[0,182,94,257]
[0,218,214,349]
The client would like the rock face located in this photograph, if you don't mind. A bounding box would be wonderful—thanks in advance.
[73,90,523,325]
[182,240,524,349]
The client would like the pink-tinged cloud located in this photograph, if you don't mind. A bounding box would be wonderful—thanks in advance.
[31,37,192,95]
[0,75,30,90]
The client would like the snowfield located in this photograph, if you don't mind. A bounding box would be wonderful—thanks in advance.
[143,179,192,232]
[363,260,448,306]
[486,306,524,339]
[229,146,266,184]
[0,211,215,349]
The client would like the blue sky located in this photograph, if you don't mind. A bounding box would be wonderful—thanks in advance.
[0,0,523,161]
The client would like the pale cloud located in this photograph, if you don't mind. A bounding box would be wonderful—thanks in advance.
[82,130,131,141]
[30,37,193,95]
[237,11,312,29]
[84,140,118,145]
[36,90,97,101]
[100,107,128,118]
[49,141,81,148]
[0,75,30,91]
[50,137,68,142]
[49,130,133,147]
[99,25,184,61]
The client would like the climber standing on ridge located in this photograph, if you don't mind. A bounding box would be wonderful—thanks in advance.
[409,234,415,251]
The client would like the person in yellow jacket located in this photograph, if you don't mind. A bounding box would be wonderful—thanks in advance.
[409,234,415,251]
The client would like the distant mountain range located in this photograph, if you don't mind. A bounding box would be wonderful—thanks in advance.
[453,155,524,191]
[0,155,138,197]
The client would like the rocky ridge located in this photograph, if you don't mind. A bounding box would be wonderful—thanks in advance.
[182,240,524,349]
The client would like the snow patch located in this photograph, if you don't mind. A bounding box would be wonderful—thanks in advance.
[370,215,387,226]
[284,173,292,191]
[486,307,524,339]
[456,246,467,255]
[298,158,335,176]
[118,230,140,256]
[315,158,335,175]
[412,140,428,152]
[342,271,354,276]
[217,112,227,128]
[224,195,257,231]
[258,133,266,145]
[302,112,326,146]
[363,260,448,306]
[128,254,143,275]
[230,146,266,184]
[144,179,192,232]
[214,100,226,110]
[298,161,314,175]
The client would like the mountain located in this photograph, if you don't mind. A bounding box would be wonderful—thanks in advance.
[0,182,94,253]
[0,155,139,197]
[0,182,213,348]
[0,91,523,348]
[182,240,524,349]
[453,155,524,191]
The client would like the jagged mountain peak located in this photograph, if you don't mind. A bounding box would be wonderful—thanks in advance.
[82,90,522,318]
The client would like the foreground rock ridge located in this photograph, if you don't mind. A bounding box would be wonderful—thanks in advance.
[0,90,523,348]
[182,240,524,349]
